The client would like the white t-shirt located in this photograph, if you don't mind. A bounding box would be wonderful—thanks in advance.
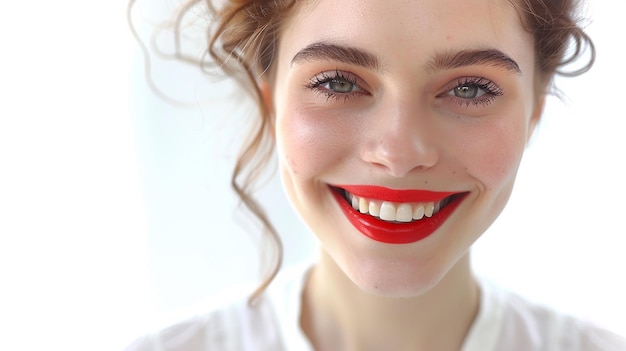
[126,264,626,351]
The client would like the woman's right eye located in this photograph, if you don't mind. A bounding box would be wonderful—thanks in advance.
[324,79,358,93]
[306,70,367,101]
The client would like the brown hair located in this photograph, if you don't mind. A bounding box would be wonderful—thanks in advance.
[130,0,595,304]
[200,0,299,304]
[509,0,595,86]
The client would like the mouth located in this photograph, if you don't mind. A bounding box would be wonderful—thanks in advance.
[330,185,468,244]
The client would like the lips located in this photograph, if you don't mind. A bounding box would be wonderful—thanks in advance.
[331,185,467,244]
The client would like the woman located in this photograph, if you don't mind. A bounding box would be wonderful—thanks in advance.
[128,0,625,350]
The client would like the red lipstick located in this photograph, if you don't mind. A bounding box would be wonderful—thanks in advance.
[338,185,457,203]
[331,185,467,244]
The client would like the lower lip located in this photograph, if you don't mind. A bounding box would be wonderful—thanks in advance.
[331,188,467,244]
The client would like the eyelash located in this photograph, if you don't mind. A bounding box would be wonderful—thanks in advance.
[305,71,504,107]
[305,70,365,102]
[443,76,504,108]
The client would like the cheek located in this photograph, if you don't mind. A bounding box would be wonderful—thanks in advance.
[454,118,528,190]
[276,105,354,180]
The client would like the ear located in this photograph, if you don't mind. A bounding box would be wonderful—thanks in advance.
[527,94,546,145]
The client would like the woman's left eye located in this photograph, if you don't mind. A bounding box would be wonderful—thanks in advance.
[442,77,503,107]
[449,84,486,99]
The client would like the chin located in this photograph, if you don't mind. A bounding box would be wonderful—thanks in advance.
[339,252,458,299]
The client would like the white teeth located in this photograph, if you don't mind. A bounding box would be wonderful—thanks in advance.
[424,202,435,218]
[369,200,381,217]
[351,194,359,210]
[396,203,413,223]
[359,197,368,214]
[344,191,447,223]
[413,203,425,220]
[379,202,396,221]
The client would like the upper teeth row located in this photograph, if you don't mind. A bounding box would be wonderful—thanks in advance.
[347,192,443,223]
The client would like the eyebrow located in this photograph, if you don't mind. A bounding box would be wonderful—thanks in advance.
[426,49,522,75]
[291,42,382,71]
[291,42,521,76]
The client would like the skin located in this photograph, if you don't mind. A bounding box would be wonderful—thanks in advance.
[263,0,545,349]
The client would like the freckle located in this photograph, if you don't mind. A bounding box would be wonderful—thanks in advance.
[424,180,428,185]
[452,171,457,175]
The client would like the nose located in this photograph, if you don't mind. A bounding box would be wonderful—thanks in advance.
[360,100,439,178]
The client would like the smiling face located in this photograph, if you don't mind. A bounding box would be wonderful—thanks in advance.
[269,0,542,297]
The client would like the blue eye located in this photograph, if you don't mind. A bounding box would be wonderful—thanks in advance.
[450,84,486,99]
[306,70,366,101]
[442,77,504,108]
[325,79,358,93]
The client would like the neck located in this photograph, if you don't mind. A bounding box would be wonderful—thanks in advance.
[300,250,479,351]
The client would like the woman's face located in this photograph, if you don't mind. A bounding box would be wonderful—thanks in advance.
[271,0,541,297]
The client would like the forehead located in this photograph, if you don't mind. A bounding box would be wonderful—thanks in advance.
[277,0,534,75]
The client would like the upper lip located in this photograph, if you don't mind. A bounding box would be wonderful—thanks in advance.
[333,184,460,203]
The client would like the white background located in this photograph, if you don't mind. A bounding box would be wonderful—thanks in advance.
[1,1,625,350]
